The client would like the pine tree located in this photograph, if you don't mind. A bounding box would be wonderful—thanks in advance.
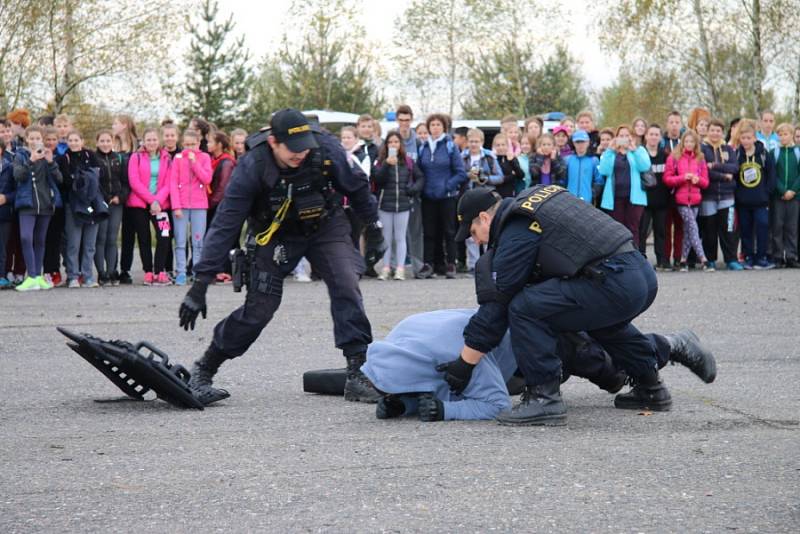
[461,44,589,119]
[248,0,384,128]
[180,0,251,129]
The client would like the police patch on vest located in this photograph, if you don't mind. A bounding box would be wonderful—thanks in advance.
[495,185,632,279]
[519,185,566,214]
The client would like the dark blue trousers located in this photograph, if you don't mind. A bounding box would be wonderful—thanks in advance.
[212,210,372,359]
[738,206,769,261]
[508,251,660,385]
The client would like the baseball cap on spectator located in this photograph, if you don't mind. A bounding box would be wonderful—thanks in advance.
[270,108,319,152]
[552,125,570,137]
[572,130,590,143]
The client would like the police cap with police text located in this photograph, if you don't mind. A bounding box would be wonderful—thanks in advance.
[455,187,502,242]
[270,108,319,152]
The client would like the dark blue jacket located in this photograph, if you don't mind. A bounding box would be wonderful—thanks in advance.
[418,136,467,199]
[464,201,542,353]
[0,151,16,222]
[701,143,739,202]
[193,129,378,281]
[70,165,109,224]
[13,148,63,214]
[736,143,775,207]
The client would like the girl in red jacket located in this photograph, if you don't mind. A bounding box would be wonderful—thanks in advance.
[663,129,711,271]
[169,129,212,286]
[207,130,236,283]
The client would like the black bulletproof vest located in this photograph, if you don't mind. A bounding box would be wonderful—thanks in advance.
[494,184,632,278]
[247,131,333,235]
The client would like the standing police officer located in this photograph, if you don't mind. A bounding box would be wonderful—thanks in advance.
[437,185,715,425]
[178,109,386,405]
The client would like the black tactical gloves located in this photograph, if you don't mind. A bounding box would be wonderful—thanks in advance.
[436,355,476,395]
[364,220,387,273]
[179,280,209,331]
[418,393,444,422]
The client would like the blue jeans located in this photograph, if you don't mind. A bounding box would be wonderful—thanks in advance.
[94,203,123,275]
[173,208,207,275]
[64,208,99,281]
[379,209,410,269]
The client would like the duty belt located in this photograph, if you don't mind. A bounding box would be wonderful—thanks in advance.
[581,240,637,281]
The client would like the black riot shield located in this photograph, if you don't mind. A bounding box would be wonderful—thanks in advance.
[58,327,205,410]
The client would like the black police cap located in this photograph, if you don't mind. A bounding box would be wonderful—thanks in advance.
[455,187,502,242]
[270,108,319,152]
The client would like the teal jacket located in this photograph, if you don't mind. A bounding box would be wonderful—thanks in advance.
[598,146,650,210]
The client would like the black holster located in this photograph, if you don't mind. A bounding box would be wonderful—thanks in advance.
[230,236,256,293]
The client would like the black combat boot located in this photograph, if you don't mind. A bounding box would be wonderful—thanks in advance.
[376,395,405,419]
[495,379,567,426]
[614,370,672,411]
[665,330,717,383]
[344,353,381,403]
[188,345,231,406]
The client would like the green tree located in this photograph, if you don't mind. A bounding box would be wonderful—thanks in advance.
[0,0,182,115]
[595,0,790,118]
[392,0,505,117]
[462,44,588,119]
[179,0,251,129]
[535,47,590,117]
[597,70,687,128]
[248,0,384,129]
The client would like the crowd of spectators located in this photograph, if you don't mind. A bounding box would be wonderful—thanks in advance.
[1,103,798,292]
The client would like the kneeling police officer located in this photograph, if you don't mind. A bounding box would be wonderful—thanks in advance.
[178,109,386,405]
[438,185,714,425]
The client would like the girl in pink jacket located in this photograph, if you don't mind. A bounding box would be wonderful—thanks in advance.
[127,128,173,285]
[663,129,712,272]
[169,129,212,285]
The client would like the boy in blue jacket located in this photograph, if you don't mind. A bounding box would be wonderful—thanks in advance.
[565,130,601,203]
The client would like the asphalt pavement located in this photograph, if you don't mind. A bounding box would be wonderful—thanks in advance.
[1,267,798,533]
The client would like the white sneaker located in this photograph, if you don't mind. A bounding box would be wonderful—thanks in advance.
[68,279,81,288]
[378,267,391,281]
[393,267,405,281]
[294,272,312,282]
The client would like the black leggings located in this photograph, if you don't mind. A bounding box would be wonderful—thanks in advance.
[130,208,171,274]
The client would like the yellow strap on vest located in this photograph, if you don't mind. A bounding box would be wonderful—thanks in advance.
[254,183,293,246]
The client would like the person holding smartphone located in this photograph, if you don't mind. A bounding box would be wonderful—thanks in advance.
[373,131,425,280]
[12,126,63,291]
[598,125,652,245]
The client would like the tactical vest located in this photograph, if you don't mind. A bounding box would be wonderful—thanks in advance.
[246,129,335,236]
[495,185,632,279]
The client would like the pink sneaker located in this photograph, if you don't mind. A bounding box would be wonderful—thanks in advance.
[155,272,171,285]
[143,272,154,285]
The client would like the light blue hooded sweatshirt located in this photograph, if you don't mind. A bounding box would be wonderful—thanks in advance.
[362,309,515,420]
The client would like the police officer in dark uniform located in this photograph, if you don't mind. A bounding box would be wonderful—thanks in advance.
[436,185,716,425]
[178,109,386,405]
